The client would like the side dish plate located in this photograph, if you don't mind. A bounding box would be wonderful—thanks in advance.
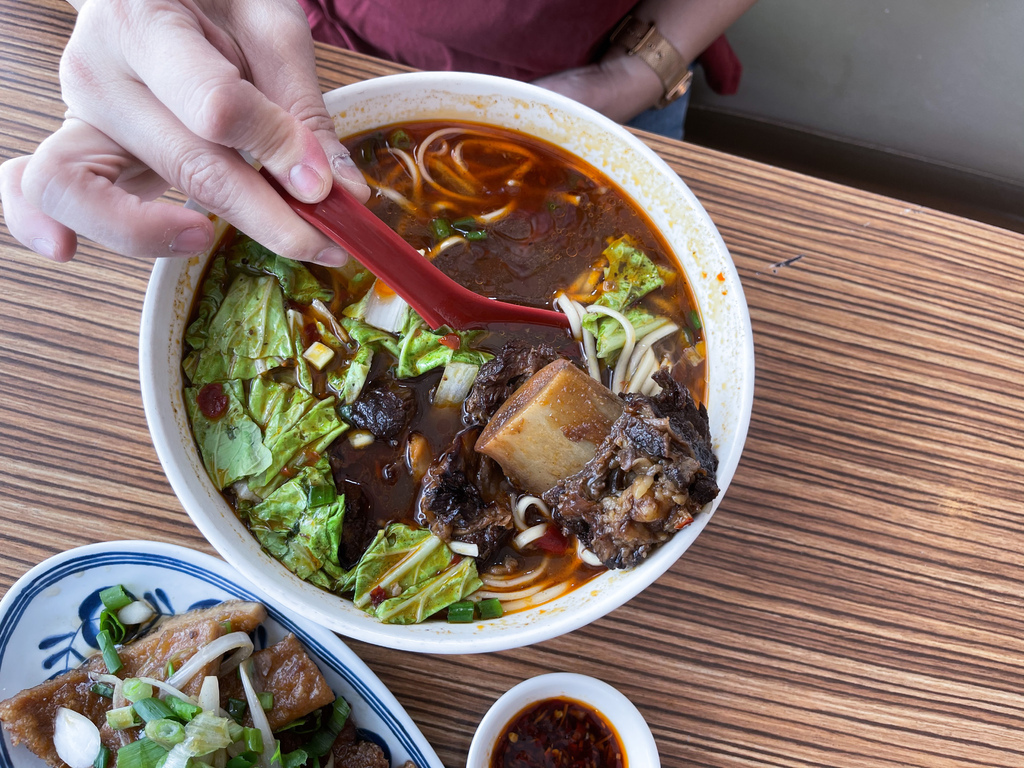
[0,540,443,768]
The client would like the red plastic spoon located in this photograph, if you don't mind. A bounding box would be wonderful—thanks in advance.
[261,168,570,332]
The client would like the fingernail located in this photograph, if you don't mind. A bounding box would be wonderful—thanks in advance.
[314,246,349,267]
[170,226,212,254]
[30,237,56,259]
[332,153,369,202]
[289,162,327,200]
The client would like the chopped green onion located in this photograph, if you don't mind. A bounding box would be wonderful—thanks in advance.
[451,216,476,230]
[304,697,351,757]
[132,697,175,723]
[164,659,175,677]
[307,483,336,508]
[358,137,379,166]
[122,678,154,703]
[430,217,452,240]
[96,629,123,674]
[680,326,693,345]
[99,585,133,612]
[93,744,110,768]
[447,601,475,623]
[689,309,702,330]
[99,609,127,644]
[388,128,411,149]
[90,682,114,699]
[228,721,245,743]
[114,737,167,768]
[165,695,202,723]
[145,718,185,749]
[257,692,274,711]
[106,705,140,731]
[476,598,504,620]
[465,229,488,241]
[282,748,309,768]
[227,698,248,724]
[243,726,264,754]
[220,620,233,633]
[225,753,258,768]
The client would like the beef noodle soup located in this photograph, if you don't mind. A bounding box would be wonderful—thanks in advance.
[181,121,718,625]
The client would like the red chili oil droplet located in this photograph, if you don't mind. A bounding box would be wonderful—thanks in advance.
[440,333,461,350]
[716,272,726,282]
[196,383,228,420]
[370,587,387,607]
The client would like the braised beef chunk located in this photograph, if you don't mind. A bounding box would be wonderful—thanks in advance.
[463,340,561,424]
[331,720,390,768]
[417,427,515,563]
[544,372,719,568]
[342,380,416,441]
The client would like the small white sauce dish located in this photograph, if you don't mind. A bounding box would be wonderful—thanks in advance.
[466,673,660,768]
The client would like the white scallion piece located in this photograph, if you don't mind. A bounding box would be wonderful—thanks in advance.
[302,341,335,371]
[585,305,636,393]
[434,361,479,406]
[133,676,199,706]
[53,708,101,768]
[166,632,253,689]
[198,676,220,714]
[349,430,374,449]
[362,281,410,334]
[116,599,155,626]
[449,541,480,558]
[513,523,550,550]
[238,661,276,768]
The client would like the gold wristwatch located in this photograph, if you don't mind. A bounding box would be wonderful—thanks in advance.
[609,14,693,108]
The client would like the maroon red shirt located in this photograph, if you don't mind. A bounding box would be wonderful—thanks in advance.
[299,0,636,81]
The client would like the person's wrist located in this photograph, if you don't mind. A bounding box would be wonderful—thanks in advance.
[598,49,665,119]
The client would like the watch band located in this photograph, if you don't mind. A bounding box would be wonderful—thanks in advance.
[609,14,693,108]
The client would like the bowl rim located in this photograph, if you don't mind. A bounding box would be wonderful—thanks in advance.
[464,672,660,768]
[139,70,755,654]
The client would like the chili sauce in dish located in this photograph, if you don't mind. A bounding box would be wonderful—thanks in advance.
[492,697,626,768]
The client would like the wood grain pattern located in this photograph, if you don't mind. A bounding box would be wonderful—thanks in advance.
[2,2,1024,766]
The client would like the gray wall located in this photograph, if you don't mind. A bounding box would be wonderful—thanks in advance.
[692,0,1024,185]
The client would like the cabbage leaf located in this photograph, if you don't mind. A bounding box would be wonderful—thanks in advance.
[349,523,479,622]
[184,380,271,490]
[373,556,482,624]
[394,314,490,379]
[246,377,348,497]
[186,273,293,386]
[247,458,347,590]
[226,234,332,304]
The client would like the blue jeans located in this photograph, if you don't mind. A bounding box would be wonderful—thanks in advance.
[625,68,693,141]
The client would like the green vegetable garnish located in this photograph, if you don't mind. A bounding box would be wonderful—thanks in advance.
[113,737,167,768]
[430,217,452,240]
[304,698,351,758]
[96,629,122,674]
[165,695,202,723]
[145,718,186,749]
[227,698,248,725]
[122,678,154,703]
[243,726,264,753]
[132,697,175,723]
[106,705,139,731]
[257,692,274,711]
[98,585,132,611]
[90,682,114,699]
[476,597,504,620]
[93,745,111,768]
[447,601,475,623]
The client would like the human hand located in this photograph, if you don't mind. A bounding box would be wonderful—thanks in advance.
[0,0,369,265]
[533,53,663,124]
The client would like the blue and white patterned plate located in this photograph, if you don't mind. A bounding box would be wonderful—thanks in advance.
[0,540,443,768]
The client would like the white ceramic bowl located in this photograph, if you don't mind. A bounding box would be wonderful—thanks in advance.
[466,673,659,768]
[140,71,754,654]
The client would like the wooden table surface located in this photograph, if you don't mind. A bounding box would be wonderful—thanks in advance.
[3,2,1024,766]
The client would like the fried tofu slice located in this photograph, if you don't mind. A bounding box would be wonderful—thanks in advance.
[219,633,335,731]
[0,600,266,767]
